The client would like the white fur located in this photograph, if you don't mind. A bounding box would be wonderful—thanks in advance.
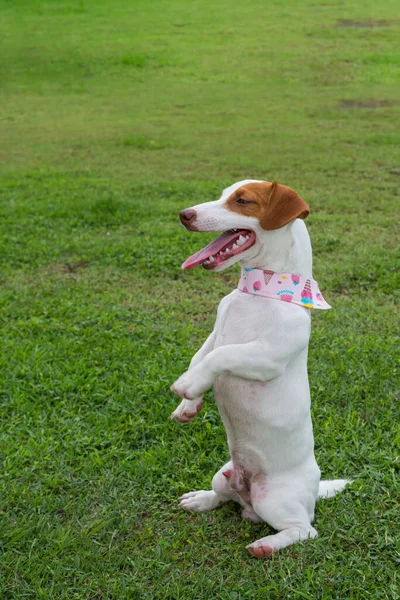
[171,180,351,558]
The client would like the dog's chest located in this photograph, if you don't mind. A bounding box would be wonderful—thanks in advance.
[214,289,291,347]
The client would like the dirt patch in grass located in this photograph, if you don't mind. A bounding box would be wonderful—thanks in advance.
[338,100,397,109]
[42,261,90,277]
[63,261,89,273]
[337,20,392,28]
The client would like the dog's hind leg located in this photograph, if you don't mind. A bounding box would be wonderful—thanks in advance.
[246,482,318,558]
[179,461,239,512]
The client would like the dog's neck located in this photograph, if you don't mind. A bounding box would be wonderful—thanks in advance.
[237,268,331,310]
[239,220,313,279]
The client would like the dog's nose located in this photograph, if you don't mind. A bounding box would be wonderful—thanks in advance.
[180,209,197,227]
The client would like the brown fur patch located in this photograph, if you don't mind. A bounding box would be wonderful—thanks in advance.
[225,181,309,230]
[227,465,252,503]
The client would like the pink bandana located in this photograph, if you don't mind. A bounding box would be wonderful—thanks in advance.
[238,268,331,310]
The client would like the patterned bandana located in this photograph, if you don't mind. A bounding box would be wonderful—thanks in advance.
[238,268,331,310]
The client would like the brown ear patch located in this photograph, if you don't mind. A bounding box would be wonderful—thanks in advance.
[225,181,309,231]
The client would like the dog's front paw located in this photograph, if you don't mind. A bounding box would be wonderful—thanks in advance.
[171,397,203,424]
[170,367,213,400]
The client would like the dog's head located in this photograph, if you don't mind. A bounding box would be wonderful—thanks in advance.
[180,180,309,271]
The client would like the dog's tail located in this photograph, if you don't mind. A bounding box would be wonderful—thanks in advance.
[318,479,352,499]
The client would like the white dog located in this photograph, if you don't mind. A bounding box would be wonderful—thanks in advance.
[170,180,350,558]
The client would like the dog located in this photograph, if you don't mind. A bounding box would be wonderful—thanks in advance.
[170,180,350,558]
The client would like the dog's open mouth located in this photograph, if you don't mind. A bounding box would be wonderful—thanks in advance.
[181,229,256,270]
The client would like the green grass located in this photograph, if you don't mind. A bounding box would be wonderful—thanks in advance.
[0,0,399,598]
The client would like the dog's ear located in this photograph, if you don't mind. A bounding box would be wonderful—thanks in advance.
[260,182,310,231]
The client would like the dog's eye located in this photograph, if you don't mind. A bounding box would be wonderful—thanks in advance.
[236,198,251,205]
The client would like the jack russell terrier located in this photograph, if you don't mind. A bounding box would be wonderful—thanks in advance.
[170,180,350,558]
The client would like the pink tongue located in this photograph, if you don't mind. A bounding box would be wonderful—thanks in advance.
[182,230,240,270]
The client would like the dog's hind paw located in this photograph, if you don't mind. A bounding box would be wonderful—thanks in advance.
[179,490,221,512]
[247,541,277,559]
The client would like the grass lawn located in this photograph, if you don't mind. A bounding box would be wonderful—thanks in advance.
[0,0,399,598]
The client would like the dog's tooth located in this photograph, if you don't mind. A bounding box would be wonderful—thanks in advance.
[232,243,238,250]
[209,256,215,263]
[239,235,246,243]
